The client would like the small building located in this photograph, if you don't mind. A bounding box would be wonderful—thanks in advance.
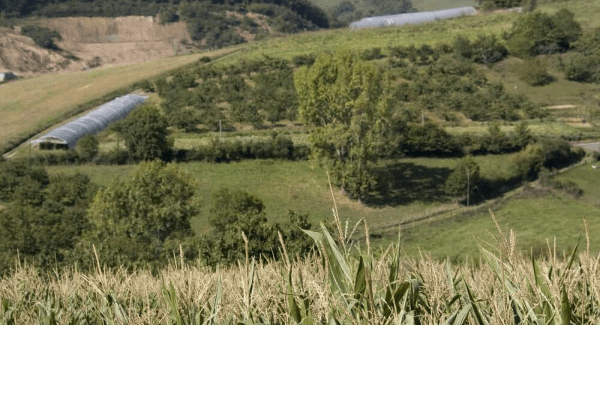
[0,71,18,83]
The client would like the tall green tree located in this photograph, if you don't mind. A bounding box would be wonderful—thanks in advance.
[113,104,172,162]
[294,50,392,201]
[87,161,199,262]
[445,157,481,206]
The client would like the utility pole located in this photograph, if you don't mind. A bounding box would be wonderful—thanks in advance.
[219,119,222,142]
[466,165,470,208]
[421,112,425,126]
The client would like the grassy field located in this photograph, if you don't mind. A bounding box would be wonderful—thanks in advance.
[46,154,514,234]
[0,48,238,155]
[387,162,600,263]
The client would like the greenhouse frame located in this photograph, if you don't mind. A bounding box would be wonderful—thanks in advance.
[349,7,477,30]
[31,94,146,149]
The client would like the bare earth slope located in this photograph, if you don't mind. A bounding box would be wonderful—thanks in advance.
[0,17,194,76]
[0,27,86,75]
[37,17,193,66]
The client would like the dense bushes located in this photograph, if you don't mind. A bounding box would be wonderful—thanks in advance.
[395,122,463,157]
[0,162,97,271]
[505,9,581,58]
[20,24,61,49]
[511,138,585,180]
[112,105,172,162]
[517,57,553,86]
[563,28,600,83]
[176,134,309,163]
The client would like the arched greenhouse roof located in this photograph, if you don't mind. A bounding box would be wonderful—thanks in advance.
[31,94,146,149]
[349,7,477,30]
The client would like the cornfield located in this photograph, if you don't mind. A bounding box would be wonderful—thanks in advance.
[1,199,599,325]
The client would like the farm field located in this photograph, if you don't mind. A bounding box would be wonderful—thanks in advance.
[46,154,515,235]
[0,47,238,155]
[387,163,600,262]
[4,0,600,160]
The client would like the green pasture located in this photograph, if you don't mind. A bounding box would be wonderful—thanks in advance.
[46,153,514,234]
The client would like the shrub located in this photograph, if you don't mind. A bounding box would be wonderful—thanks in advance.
[517,57,553,86]
[292,53,316,66]
[563,53,600,83]
[361,47,384,61]
[76,135,99,162]
[112,105,172,162]
[471,34,508,66]
[20,24,62,50]
[506,9,582,58]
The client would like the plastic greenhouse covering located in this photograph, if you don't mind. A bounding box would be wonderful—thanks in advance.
[32,94,146,149]
[349,7,477,30]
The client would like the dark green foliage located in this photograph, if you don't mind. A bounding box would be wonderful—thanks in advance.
[517,57,553,86]
[76,135,99,162]
[539,173,583,198]
[453,34,507,66]
[331,0,415,26]
[292,53,316,67]
[396,122,463,157]
[0,160,49,203]
[252,67,298,123]
[87,161,199,264]
[511,139,585,180]
[197,188,314,265]
[207,189,275,263]
[444,156,481,201]
[180,134,304,162]
[470,34,508,66]
[20,24,61,50]
[0,170,96,270]
[167,108,202,132]
[506,9,582,58]
[361,47,383,61]
[563,29,600,83]
[477,0,522,7]
[112,105,172,162]
[231,102,263,128]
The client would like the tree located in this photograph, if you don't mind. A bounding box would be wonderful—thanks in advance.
[76,134,99,161]
[113,105,172,161]
[294,50,392,201]
[0,172,96,269]
[445,157,481,206]
[506,10,582,58]
[87,161,199,262]
[209,188,276,262]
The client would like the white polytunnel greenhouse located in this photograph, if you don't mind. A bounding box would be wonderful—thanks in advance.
[349,6,477,30]
[31,94,147,149]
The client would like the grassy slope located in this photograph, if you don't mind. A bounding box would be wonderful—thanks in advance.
[46,154,514,235]
[393,163,600,263]
[0,48,237,155]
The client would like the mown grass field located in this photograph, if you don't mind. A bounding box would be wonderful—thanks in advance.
[390,163,600,263]
[0,48,237,155]
[46,154,514,235]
